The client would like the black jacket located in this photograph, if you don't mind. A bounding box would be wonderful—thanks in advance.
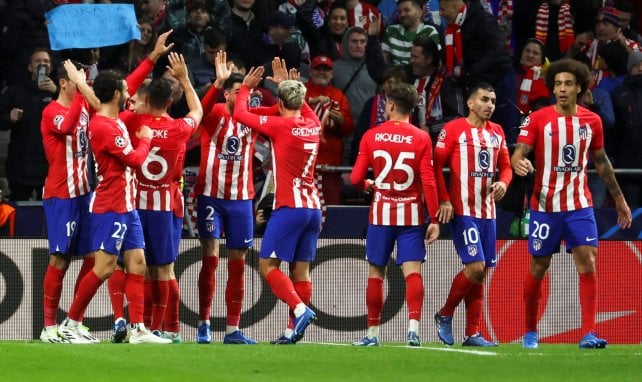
[0,77,52,186]
[611,74,642,169]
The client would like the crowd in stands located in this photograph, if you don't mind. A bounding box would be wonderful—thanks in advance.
[0,0,641,210]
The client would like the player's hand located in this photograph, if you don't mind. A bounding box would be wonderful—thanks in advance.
[513,158,533,177]
[266,57,289,84]
[425,223,440,244]
[9,108,24,123]
[436,201,453,224]
[150,29,174,62]
[213,50,231,88]
[363,179,375,194]
[491,181,507,201]
[136,125,153,140]
[63,60,86,85]
[615,199,633,229]
[39,76,57,93]
[243,66,265,89]
[166,52,188,81]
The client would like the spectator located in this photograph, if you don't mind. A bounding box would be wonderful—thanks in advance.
[226,0,265,68]
[277,0,322,63]
[382,0,439,64]
[344,0,383,32]
[332,27,377,163]
[614,0,642,44]
[515,38,550,115]
[170,0,213,64]
[167,0,231,33]
[350,65,407,164]
[139,0,171,34]
[0,47,56,201]
[256,10,303,70]
[596,41,629,93]
[297,0,348,60]
[611,51,642,208]
[305,55,353,205]
[191,28,227,92]
[118,19,159,75]
[439,0,517,144]
[534,0,575,61]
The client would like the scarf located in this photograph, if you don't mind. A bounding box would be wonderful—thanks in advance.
[497,0,513,50]
[415,70,444,129]
[369,93,388,128]
[535,2,575,53]
[313,99,339,144]
[445,2,466,77]
[517,65,541,113]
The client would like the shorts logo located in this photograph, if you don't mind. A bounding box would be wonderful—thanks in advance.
[533,238,542,251]
[467,245,477,257]
[115,239,122,251]
[206,222,214,233]
[115,136,126,148]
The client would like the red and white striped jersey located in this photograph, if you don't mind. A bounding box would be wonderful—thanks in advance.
[233,85,322,210]
[41,93,92,199]
[88,114,151,214]
[434,118,512,219]
[194,104,258,200]
[124,112,196,212]
[517,105,603,212]
[351,120,439,226]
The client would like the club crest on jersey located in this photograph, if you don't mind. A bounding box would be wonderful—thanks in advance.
[114,136,126,148]
[489,134,499,147]
[53,114,64,129]
[532,238,542,251]
[578,125,588,140]
[468,245,477,256]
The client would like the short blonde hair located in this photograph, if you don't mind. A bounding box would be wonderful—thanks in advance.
[277,80,307,110]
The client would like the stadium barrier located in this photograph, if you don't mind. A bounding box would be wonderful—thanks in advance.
[1,238,640,344]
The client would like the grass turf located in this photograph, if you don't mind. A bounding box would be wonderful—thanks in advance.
[1,341,640,382]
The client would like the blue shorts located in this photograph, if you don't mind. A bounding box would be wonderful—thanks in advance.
[449,216,497,267]
[197,196,253,249]
[43,193,92,257]
[89,210,145,256]
[528,208,598,256]
[365,225,427,267]
[259,207,321,263]
[139,210,179,266]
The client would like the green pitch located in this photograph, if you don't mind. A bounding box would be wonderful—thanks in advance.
[1,342,640,382]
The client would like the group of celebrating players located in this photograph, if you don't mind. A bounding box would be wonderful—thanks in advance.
[38,29,632,349]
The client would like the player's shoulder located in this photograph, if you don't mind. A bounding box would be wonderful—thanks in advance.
[576,106,601,122]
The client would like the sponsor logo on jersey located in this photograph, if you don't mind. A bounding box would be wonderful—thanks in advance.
[53,115,64,129]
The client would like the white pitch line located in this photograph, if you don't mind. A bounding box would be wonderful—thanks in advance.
[310,342,497,356]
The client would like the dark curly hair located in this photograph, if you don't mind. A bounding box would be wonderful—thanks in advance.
[545,58,592,98]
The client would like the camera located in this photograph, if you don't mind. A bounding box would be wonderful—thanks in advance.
[37,64,47,86]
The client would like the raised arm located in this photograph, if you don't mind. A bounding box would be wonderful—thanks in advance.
[64,60,100,111]
[202,50,231,116]
[233,67,273,136]
[127,29,175,94]
[167,52,203,125]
